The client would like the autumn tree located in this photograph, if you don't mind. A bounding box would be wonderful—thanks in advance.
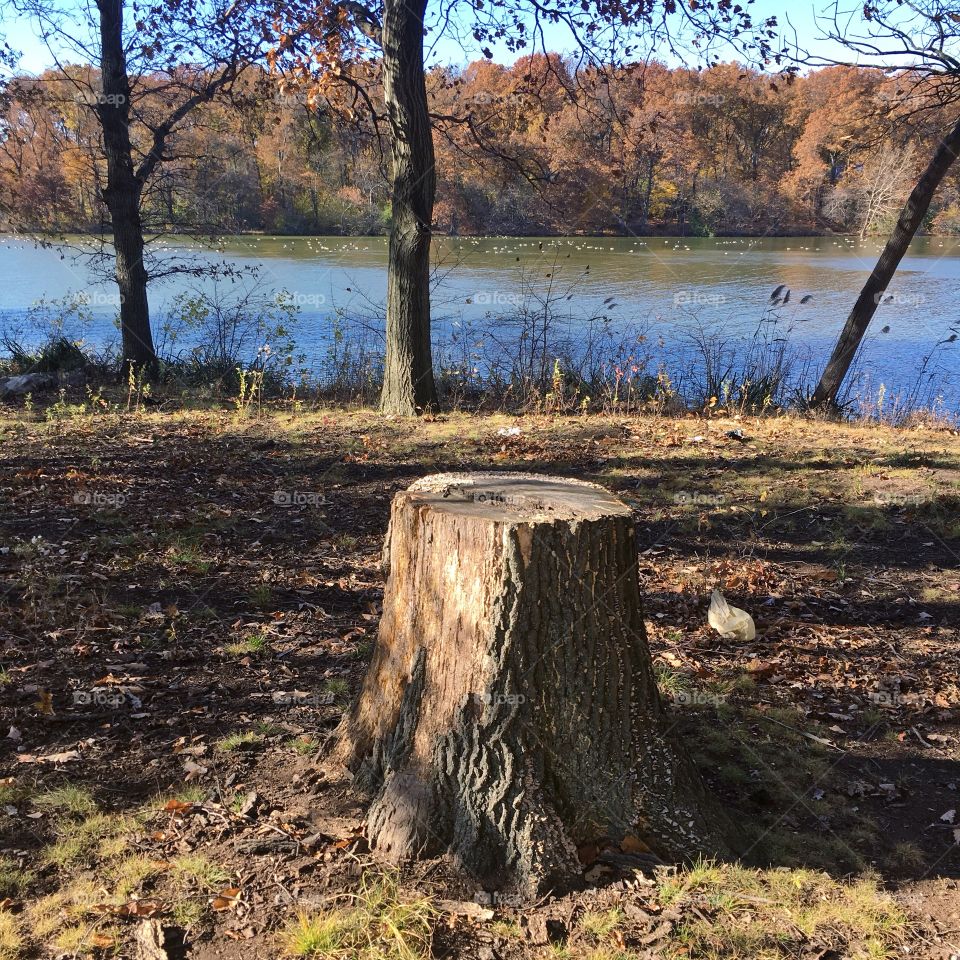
[790,0,960,408]
[0,71,101,230]
[8,58,956,243]
[1,0,267,369]
[782,66,885,222]
[826,140,917,239]
[271,0,777,414]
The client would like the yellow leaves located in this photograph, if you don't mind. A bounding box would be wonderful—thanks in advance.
[33,689,54,716]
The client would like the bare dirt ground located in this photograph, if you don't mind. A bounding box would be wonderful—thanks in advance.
[1,401,959,959]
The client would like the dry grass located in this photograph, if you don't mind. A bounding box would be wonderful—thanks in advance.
[280,872,434,959]
[0,912,20,960]
[658,860,907,959]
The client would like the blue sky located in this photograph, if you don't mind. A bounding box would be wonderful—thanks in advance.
[1,0,864,75]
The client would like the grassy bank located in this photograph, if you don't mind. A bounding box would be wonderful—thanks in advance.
[3,278,958,424]
[1,402,959,958]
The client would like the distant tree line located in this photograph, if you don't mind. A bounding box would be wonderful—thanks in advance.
[4,57,960,239]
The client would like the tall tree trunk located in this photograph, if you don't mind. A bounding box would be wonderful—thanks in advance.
[378,0,438,415]
[332,473,734,896]
[97,0,157,370]
[639,152,656,231]
[811,116,960,408]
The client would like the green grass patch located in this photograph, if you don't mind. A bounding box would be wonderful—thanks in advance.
[225,631,270,656]
[287,735,318,756]
[323,678,350,699]
[216,730,265,753]
[170,854,229,892]
[42,807,138,868]
[0,855,34,899]
[32,785,97,818]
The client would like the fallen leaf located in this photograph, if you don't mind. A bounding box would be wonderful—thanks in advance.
[183,759,207,780]
[437,899,495,920]
[129,900,164,917]
[210,887,241,911]
[16,750,80,764]
[620,834,652,854]
[745,659,776,678]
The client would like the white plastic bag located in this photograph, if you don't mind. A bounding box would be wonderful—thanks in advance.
[708,589,756,642]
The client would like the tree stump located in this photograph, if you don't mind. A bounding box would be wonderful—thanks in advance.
[331,472,731,896]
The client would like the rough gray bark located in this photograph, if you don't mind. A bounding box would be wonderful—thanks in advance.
[377,0,438,415]
[332,472,732,897]
[811,115,960,409]
[97,0,157,370]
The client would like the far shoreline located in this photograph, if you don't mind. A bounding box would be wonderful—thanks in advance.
[3,229,958,243]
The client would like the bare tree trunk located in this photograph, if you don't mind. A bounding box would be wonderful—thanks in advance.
[378,0,438,415]
[97,0,157,370]
[811,117,960,409]
[332,473,733,897]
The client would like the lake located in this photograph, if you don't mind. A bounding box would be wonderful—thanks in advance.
[1,234,958,412]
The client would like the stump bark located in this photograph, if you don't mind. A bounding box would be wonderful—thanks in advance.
[331,472,731,895]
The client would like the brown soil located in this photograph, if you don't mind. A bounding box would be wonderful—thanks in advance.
[1,403,959,958]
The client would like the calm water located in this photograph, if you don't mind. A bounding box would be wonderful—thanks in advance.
[1,234,958,410]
